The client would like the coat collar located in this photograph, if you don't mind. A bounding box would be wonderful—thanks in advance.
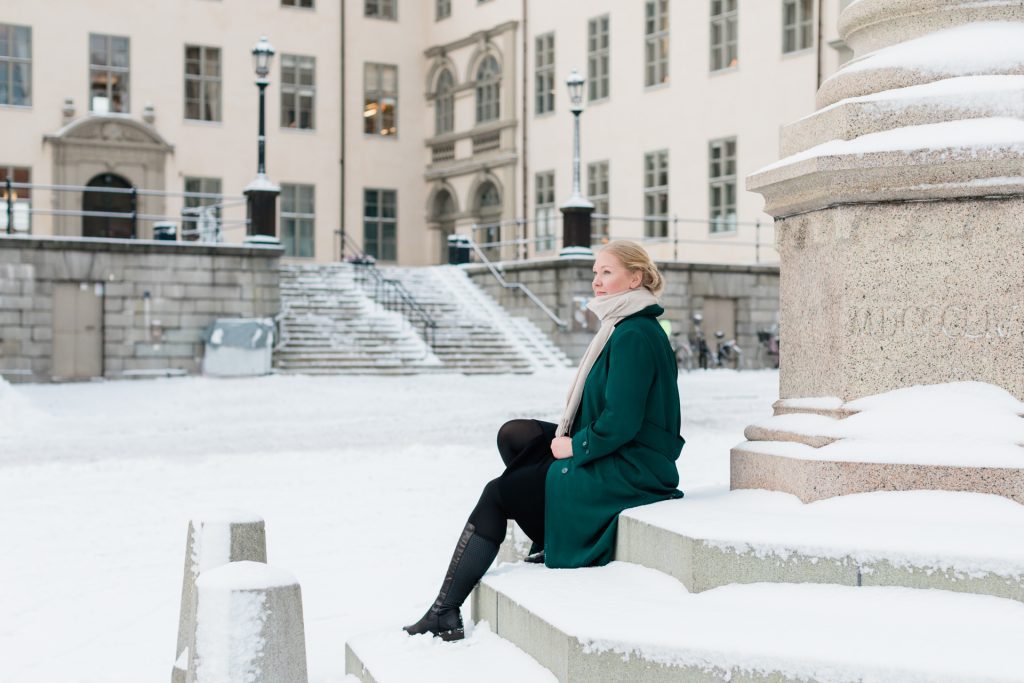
[617,303,664,324]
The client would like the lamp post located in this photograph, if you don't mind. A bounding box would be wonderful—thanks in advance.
[245,36,281,244]
[559,69,594,256]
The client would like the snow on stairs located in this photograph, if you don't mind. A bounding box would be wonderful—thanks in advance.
[378,264,573,374]
[274,264,441,375]
[347,487,1024,681]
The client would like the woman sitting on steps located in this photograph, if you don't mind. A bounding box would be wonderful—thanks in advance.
[404,240,685,641]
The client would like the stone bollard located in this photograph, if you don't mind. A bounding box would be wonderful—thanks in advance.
[172,511,267,683]
[187,561,309,683]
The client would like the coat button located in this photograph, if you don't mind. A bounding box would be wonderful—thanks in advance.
[561,467,568,474]
[582,441,588,448]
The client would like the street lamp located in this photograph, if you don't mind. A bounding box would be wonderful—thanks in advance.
[560,68,594,256]
[244,36,281,243]
[251,36,276,177]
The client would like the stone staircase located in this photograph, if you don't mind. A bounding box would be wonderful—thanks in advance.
[348,485,1024,681]
[274,263,572,375]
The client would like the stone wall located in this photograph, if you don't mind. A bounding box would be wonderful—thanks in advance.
[0,235,281,382]
[464,257,780,366]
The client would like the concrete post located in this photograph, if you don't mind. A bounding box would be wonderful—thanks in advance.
[188,561,309,683]
[172,512,267,683]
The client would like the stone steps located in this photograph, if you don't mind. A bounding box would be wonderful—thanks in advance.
[471,561,1024,682]
[616,491,1024,603]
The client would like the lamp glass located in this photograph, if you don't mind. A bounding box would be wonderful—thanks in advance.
[252,36,276,79]
[566,69,584,107]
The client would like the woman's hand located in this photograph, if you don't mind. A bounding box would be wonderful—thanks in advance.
[550,436,574,460]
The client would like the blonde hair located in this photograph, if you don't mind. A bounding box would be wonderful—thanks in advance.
[600,240,665,296]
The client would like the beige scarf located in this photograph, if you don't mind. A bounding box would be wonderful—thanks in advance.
[556,287,659,437]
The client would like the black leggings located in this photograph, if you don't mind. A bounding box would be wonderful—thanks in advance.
[467,419,557,546]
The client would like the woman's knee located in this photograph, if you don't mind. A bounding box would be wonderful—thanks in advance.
[496,419,541,466]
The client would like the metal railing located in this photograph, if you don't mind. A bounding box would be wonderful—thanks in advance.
[459,236,568,329]
[343,234,438,348]
[1,180,248,240]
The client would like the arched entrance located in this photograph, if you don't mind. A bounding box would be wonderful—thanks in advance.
[82,173,134,239]
[431,188,458,263]
[474,180,502,260]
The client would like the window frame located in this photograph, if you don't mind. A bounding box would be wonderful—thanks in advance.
[587,160,610,239]
[0,23,32,108]
[364,0,397,21]
[182,176,222,242]
[281,53,316,130]
[475,55,501,124]
[708,137,737,234]
[436,0,451,20]
[364,62,398,137]
[534,33,555,116]
[644,0,669,88]
[0,165,32,232]
[587,15,610,102]
[184,45,222,122]
[281,0,315,8]
[710,0,739,72]
[281,183,316,258]
[363,187,398,262]
[643,150,669,239]
[782,0,814,54]
[534,170,556,252]
[434,68,455,135]
[89,33,130,114]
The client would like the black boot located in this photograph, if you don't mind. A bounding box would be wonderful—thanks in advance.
[403,522,499,641]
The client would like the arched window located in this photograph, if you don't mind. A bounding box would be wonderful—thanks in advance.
[82,173,134,239]
[475,56,501,124]
[435,69,455,135]
[432,188,457,222]
[474,180,502,259]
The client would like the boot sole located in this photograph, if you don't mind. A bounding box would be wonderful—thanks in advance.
[439,628,465,642]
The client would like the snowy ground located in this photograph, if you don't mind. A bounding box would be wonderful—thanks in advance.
[0,369,778,683]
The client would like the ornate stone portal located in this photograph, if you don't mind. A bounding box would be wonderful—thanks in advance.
[44,115,173,238]
[735,0,1024,502]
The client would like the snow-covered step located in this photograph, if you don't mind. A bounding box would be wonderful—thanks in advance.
[345,623,555,683]
[474,561,1024,682]
[616,489,1024,602]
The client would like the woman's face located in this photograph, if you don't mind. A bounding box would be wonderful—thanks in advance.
[592,251,642,296]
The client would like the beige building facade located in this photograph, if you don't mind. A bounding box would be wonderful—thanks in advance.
[1,0,852,267]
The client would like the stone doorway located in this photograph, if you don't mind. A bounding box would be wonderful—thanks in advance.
[83,172,134,239]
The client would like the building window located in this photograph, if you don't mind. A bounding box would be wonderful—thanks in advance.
[435,69,455,135]
[0,24,32,107]
[474,181,502,259]
[281,54,315,129]
[643,151,668,238]
[364,188,397,261]
[436,0,451,20]
[587,161,609,239]
[182,177,222,242]
[364,63,397,136]
[534,171,555,252]
[711,0,738,71]
[281,0,314,7]
[644,1,669,87]
[587,16,610,102]
[0,166,31,232]
[535,33,555,115]
[281,183,316,258]
[783,0,814,53]
[89,34,129,113]
[365,0,396,20]
[184,45,221,121]
[709,138,737,233]
[475,55,501,124]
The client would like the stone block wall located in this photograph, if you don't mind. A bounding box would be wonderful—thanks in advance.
[0,235,281,382]
[464,257,780,366]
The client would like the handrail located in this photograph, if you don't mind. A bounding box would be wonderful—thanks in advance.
[462,237,569,329]
[342,233,438,347]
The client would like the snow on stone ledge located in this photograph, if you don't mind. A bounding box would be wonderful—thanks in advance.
[189,508,265,526]
[760,117,1024,173]
[839,21,1024,77]
[196,560,297,590]
[746,382,1024,468]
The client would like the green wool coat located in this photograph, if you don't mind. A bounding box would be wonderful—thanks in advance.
[544,304,685,569]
